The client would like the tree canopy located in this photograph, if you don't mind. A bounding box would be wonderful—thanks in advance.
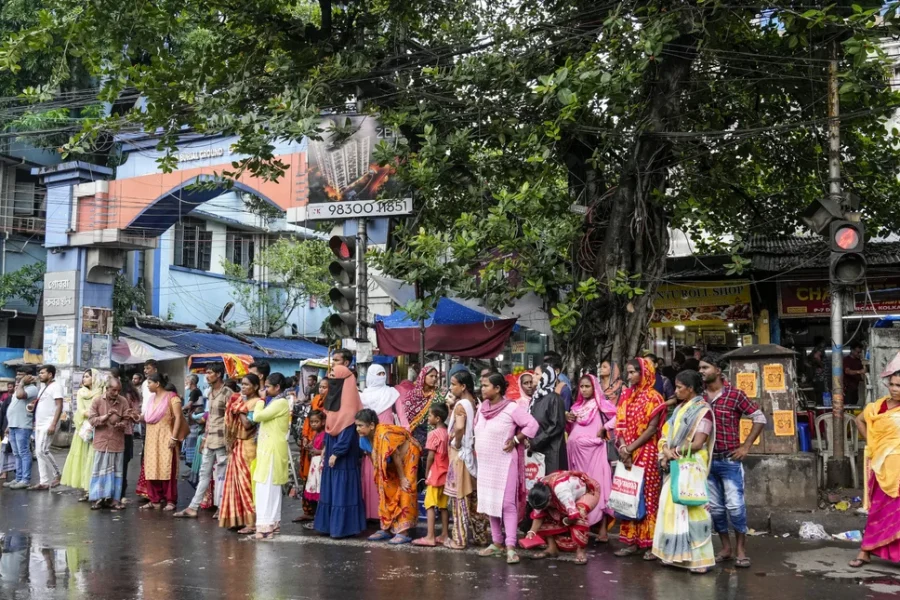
[4,0,900,364]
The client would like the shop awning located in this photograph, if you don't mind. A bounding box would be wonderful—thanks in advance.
[112,337,185,364]
[118,326,328,361]
[375,298,517,358]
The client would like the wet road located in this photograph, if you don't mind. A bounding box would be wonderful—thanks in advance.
[1,457,899,599]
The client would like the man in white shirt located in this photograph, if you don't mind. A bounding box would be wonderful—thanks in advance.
[29,364,63,489]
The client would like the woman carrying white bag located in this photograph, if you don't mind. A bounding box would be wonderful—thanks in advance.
[652,369,716,574]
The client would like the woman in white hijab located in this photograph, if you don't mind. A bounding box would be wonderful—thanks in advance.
[360,364,400,520]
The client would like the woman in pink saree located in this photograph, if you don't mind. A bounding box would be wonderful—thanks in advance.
[565,374,617,542]
[850,371,900,568]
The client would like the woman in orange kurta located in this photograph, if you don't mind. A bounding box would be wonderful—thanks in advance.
[355,408,422,545]
[613,357,666,560]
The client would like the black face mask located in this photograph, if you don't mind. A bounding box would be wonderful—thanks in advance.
[324,377,345,413]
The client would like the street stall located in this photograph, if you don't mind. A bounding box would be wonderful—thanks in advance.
[721,344,817,509]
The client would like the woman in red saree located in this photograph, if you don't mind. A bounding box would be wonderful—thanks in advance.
[526,470,605,565]
[850,371,900,567]
[613,357,666,560]
[218,374,260,533]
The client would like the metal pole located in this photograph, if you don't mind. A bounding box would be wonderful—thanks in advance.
[827,41,850,486]
[356,218,368,385]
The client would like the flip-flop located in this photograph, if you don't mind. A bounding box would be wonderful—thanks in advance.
[529,552,559,560]
[574,557,588,566]
[735,557,751,568]
[388,534,412,545]
[368,530,393,542]
[237,527,256,535]
[848,558,870,568]
[614,547,639,557]
[412,538,437,547]
[506,550,520,565]
[642,551,658,561]
[478,544,504,558]
[715,553,734,563]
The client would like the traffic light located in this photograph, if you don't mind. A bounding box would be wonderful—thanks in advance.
[828,220,866,286]
[327,235,357,338]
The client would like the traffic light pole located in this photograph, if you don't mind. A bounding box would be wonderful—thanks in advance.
[826,40,851,487]
[356,218,369,386]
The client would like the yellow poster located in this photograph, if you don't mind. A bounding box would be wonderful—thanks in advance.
[735,372,758,398]
[763,363,786,392]
[740,419,761,446]
[773,410,796,437]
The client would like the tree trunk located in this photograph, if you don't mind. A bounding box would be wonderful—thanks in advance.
[565,35,699,371]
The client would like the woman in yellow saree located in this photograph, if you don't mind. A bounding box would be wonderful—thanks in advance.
[652,369,716,573]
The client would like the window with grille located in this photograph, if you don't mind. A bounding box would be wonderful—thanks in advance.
[174,218,212,271]
[226,229,255,278]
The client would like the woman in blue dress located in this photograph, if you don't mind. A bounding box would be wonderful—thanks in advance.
[314,365,366,538]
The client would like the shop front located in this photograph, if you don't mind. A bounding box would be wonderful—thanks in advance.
[648,280,756,362]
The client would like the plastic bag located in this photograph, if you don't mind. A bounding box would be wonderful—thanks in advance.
[799,522,830,540]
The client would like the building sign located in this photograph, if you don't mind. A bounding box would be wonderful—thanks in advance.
[175,147,232,163]
[650,280,752,328]
[512,341,526,353]
[779,279,900,317]
[43,271,79,317]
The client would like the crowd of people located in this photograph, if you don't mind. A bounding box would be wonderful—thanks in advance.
[0,346,897,574]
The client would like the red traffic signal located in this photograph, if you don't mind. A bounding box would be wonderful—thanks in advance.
[828,220,864,253]
[329,235,356,260]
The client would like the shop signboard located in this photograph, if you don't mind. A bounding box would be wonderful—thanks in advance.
[649,281,753,328]
[778,279,900,317]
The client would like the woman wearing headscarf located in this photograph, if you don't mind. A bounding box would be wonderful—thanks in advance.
[445,368,490,549]
[219,374,261,533]
[652,369,716,573]
[527,365,568,475]
[251,373,292,540]
[314,365,366,539]
[566,373,618,542]
[600,361,623,405]
[613,358,666,559]
[140,375,185,512]
[61,369,104,501]
[360,364,400,521]
[515,371,536,409]
[398,366,446,447]
[850,370,900,568]
[475,373,539,565]
[295,378,329,523]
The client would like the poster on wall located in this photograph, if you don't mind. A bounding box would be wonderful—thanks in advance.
[82,307,113,335]
[773,410,796,437]
[43,323,75,366]
[650,281,753,328]
[763,364,786,392]
[735,372,758,398]
[740,419,761,446]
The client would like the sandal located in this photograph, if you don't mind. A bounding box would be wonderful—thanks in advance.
[77,495,90,503]
[90,501,104,510]
[368,530,393,542]
[715,552,734,563]
[237,527,256,535]
[478,544,504,558]
[163,503,177,512]
[735,557,751,569]
[574,557,588,566]
[848,558,870,568]
[506,549,520,565]
[691,567,710,574]
[139,502,161,511]
[388,534,412,545]
[254,531,275,540]
[110,502,126,512]
[614,547,639,557]
[445,540,466,550]
[173,509,198,518]
[642,551,658,561]
[530,551,559,561]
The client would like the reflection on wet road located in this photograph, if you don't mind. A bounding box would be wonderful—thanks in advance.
[2,482,899,600]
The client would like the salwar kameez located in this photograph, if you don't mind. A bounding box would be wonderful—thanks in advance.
[143,393,182,505]
[255,463,283,533]
[251,396,291,535]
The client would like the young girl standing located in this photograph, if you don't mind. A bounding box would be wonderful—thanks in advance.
[303,411,326,518]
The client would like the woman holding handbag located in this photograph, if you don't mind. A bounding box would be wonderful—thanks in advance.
[565,374,618,543]
[613,358,666,560]
[652,369,716,573]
